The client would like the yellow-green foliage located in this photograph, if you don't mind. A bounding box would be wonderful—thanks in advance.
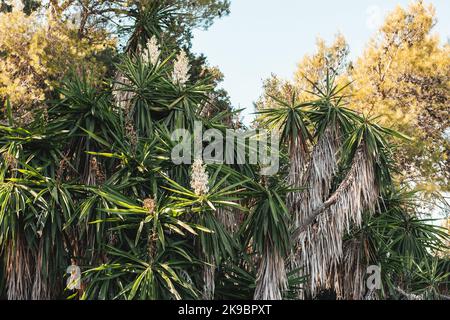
[0,3,115,121]
[294,33,349,94]
[350,1,449,190]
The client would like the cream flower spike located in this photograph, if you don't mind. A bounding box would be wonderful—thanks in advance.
[142,36,161,66]
[190,158,209,196]
[172,50,191,87]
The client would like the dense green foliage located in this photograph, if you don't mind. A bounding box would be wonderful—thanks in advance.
[0,1,448,300]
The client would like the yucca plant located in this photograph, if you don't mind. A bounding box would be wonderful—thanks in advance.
[258,71,448,299]
[0,2,448,301]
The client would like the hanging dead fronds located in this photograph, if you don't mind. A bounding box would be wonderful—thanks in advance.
[294,143,379,297]
[329,239,369,300]
[254,243,288,300]
[215,207,239,234]
[293,125,342,227]
[31,239,51,300]
[287,125,341,297]
[6,235,33,300]
[286,134,309,252]
[202,257,215,300]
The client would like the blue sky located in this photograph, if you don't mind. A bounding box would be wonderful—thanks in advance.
[191,0,450,124]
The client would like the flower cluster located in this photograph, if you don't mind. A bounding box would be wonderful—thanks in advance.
[143,197,156,215]
[142,36,161,66]
[172,50,190,87]
[2,152,17,169]
[190,158,209,196]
